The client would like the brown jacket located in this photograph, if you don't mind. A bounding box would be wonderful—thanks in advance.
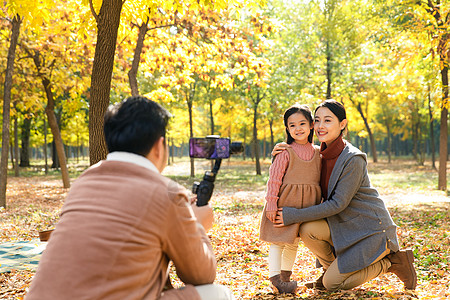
[26,159,216,300]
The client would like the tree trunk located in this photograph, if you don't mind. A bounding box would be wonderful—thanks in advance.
[187,83,196,178]
[89,0,124,165]
[44,116,48,174]
[13,115,19,176]
[355,102,378,163]
[269,117,274,152]
[209,94,214,135]
[76,133,80,163]
[243,127,247,161]
[0,14,21,209]
[417,117,425,166]
[425,1,448,189]
[51,141,60,168]
[252,91,261,175]
[170,137,174,164]
[326,40,332,99]
[419,136,426,166]
[386,122,392,163]
[43,78,70,188]
[428,87,436,169]
[412,119,418,161]
[263,128,266,159]
[166,137,171,166]
[438,62,448,191]
[9,140,14,170]
[50,106,62,169]
[19,117,31,167]
[128,20,148,96]
[208,91,215,170]
[22,41,69,187]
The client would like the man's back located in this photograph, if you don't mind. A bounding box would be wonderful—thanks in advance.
[26,159,216,300]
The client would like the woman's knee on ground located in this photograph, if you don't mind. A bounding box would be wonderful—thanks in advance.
[322,271,342,292]
[321,260,353,292]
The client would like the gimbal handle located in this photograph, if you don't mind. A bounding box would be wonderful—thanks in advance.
[211,158,222,175]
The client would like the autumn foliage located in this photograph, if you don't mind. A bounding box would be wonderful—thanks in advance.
[2,0,449,192]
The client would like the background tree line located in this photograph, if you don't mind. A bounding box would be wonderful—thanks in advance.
[1,0,449,208]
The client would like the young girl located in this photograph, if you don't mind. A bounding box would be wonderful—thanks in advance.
[259,104,322,294]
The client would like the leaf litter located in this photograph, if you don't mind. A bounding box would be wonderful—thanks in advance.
[1,174,449,299]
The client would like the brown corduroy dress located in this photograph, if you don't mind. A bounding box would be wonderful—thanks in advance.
[259,147,322,244]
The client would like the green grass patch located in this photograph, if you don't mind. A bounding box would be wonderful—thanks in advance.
[367,158,447,193]
[6,158,90,179]
[166,158,271,193]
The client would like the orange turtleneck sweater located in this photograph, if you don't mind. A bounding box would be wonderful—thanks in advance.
[320,136,346,200]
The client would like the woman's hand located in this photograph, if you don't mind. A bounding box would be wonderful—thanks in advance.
[272,142,290,157]
[266,210,277,223]
[273,208,285,227]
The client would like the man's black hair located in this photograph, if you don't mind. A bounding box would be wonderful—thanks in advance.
[104,96,171,156]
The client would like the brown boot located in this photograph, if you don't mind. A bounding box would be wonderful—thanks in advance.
[387,249,417,290]
[304,271,325,290]
[280,270,292,282]
[269,274,297,294]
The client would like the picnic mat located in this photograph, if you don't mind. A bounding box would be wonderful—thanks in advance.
[0,239,47,273]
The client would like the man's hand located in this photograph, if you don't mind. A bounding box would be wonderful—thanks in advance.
[191,204,214,231]
[273,208,285,227]
[272,142,290,157]
[266,210,277,223]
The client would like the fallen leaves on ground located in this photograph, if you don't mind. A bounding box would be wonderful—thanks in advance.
[1,173,449,299]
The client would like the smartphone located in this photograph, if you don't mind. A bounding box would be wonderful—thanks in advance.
[189,137,231,159]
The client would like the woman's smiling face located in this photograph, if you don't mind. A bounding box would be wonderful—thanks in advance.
[314,107,347,145]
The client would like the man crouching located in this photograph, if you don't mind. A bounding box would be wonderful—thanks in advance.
[26,96,233,300]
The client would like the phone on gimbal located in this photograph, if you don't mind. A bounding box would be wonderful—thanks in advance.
[189,136,243,206]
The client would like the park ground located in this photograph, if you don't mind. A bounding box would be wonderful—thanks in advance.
[1,157,449,299]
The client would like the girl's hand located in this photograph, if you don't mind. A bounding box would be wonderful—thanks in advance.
[273,208,285,227]
[272,142,290,157]
[266,210,277,223]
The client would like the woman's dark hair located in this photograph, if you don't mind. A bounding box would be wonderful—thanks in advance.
[315,99,347,135]
[104,96,171,157]
[284,104,314,144]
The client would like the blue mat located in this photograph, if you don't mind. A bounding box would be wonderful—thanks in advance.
[0,239,47,273]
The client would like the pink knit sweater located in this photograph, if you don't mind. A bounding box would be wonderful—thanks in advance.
[266,142,315,211]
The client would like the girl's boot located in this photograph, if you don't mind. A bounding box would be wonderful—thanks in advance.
[280,270,292,282]
[269,274,297,294]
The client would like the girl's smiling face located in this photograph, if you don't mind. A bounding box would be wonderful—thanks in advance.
[314,107,347,145]
[287,112,313,145]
